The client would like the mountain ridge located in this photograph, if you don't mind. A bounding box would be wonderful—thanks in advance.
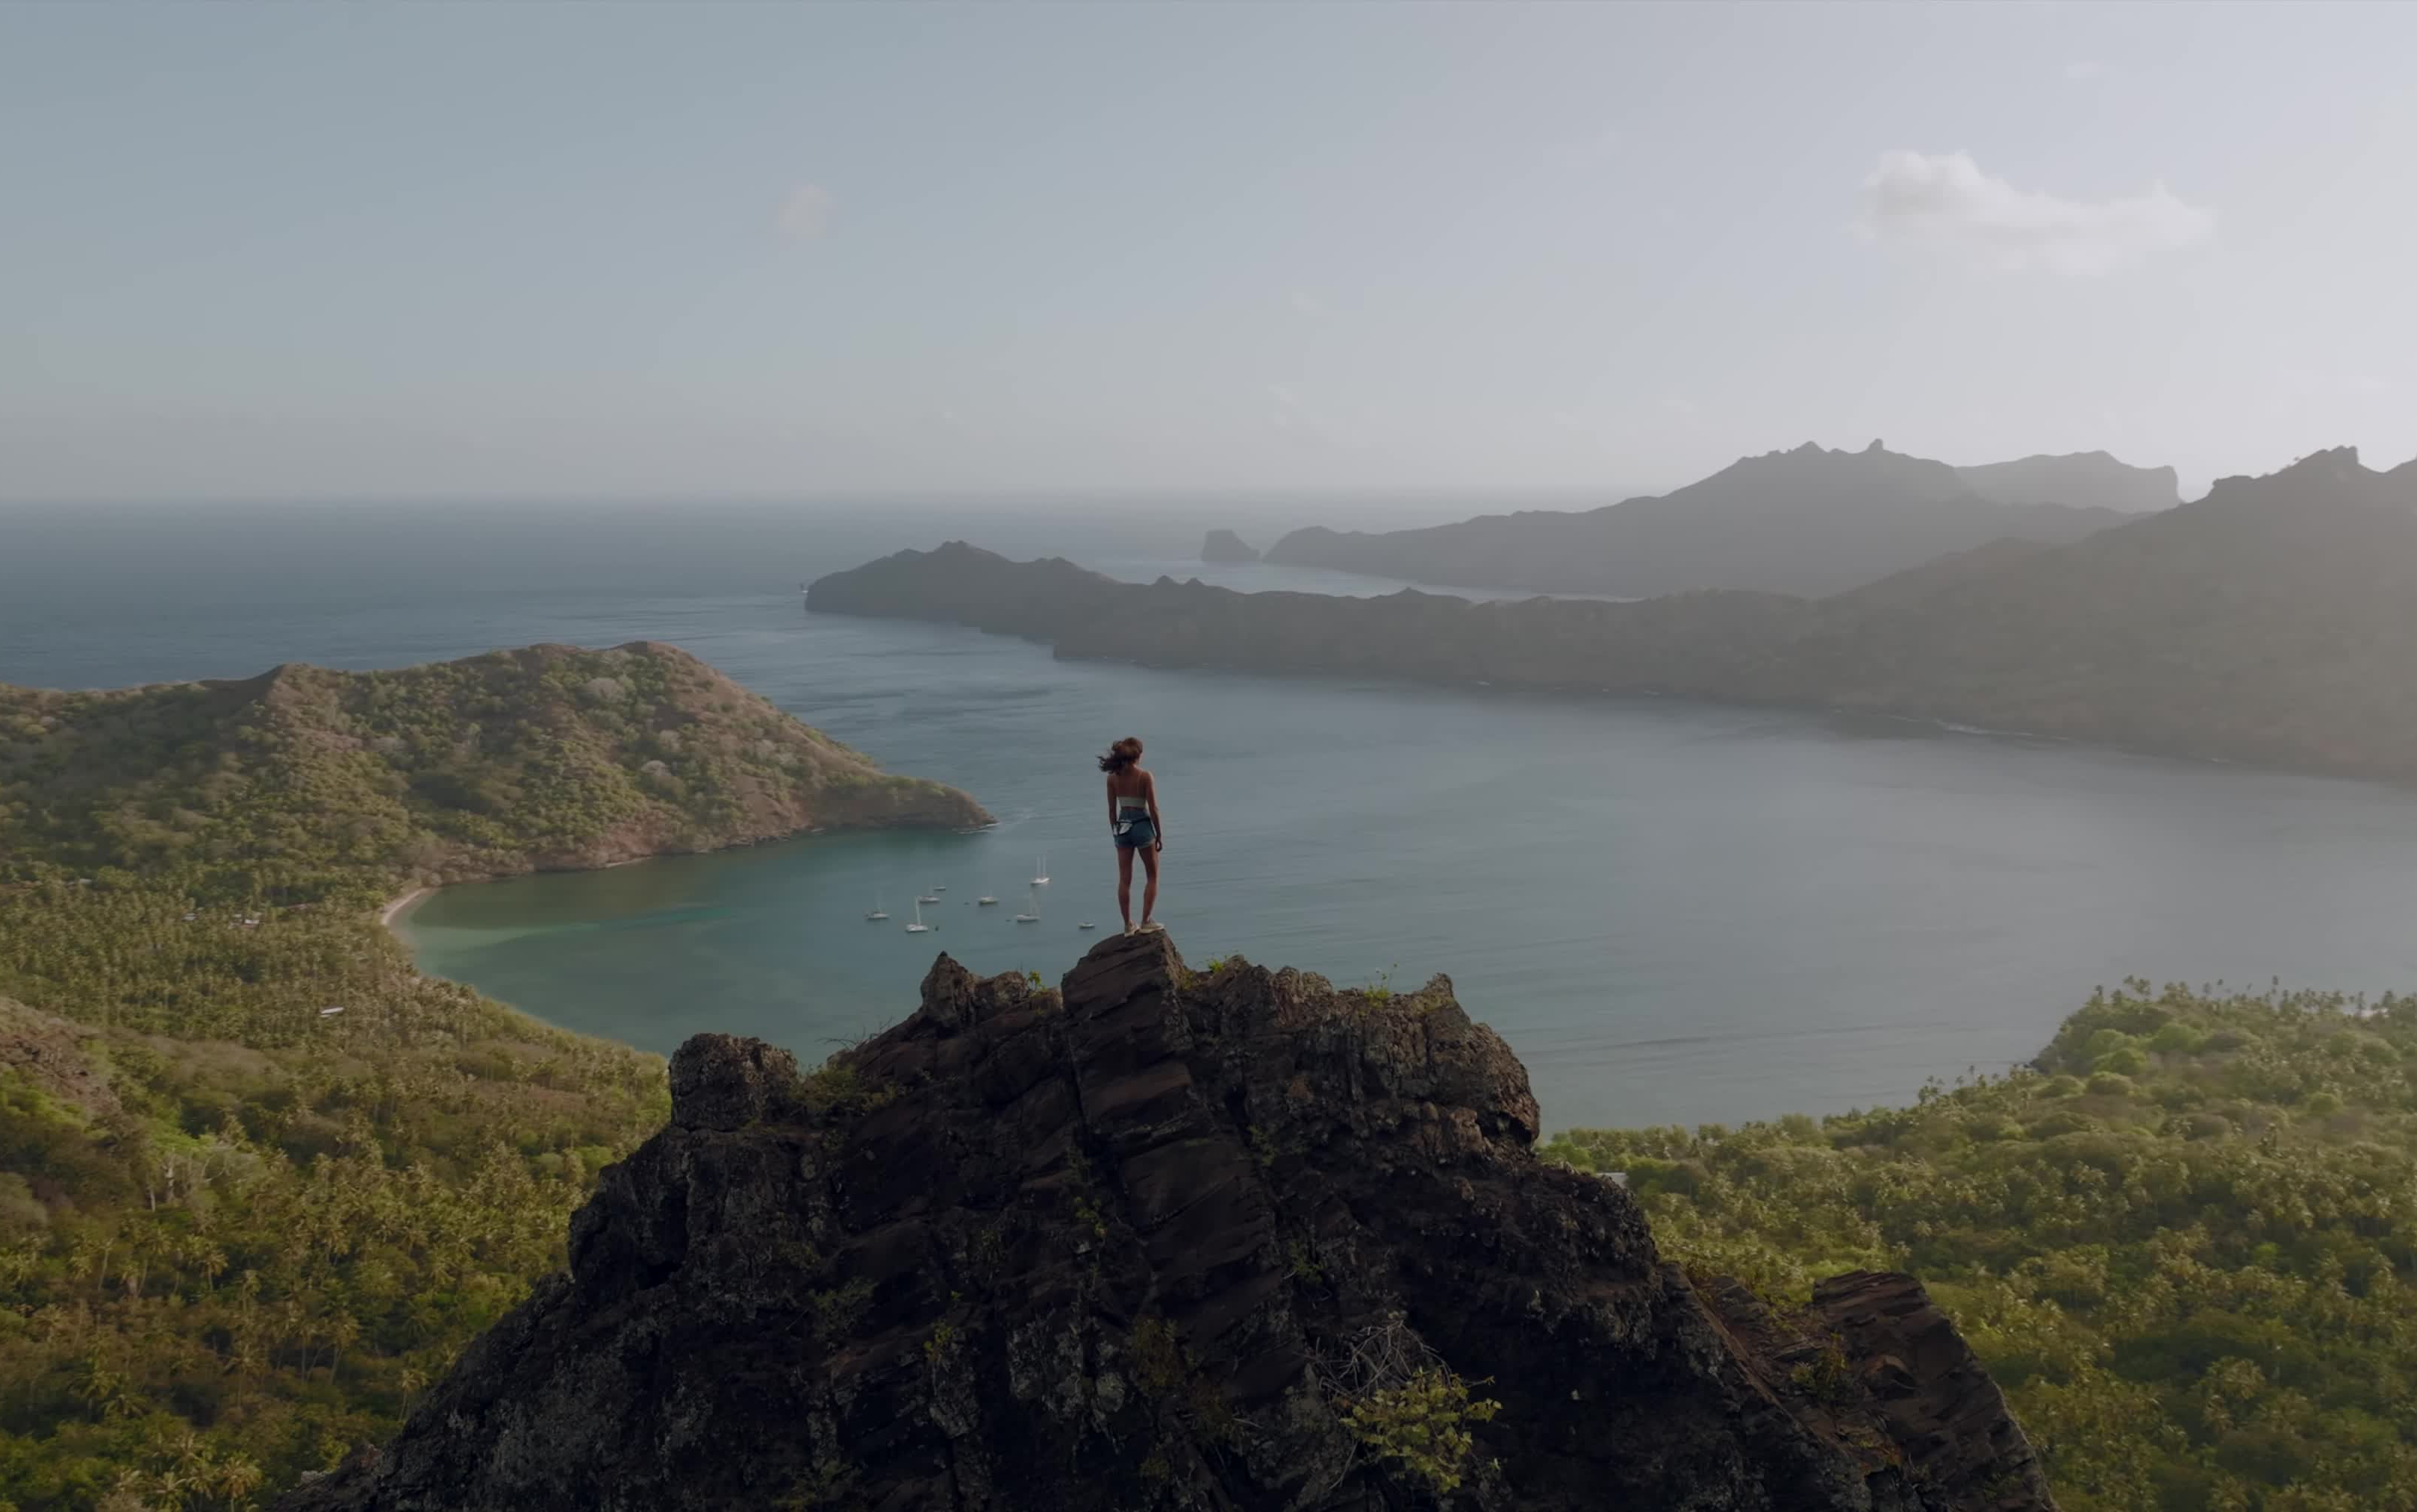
[808,448,2417,789]
[1952,450,2180,513]
[1263,441,2148,598]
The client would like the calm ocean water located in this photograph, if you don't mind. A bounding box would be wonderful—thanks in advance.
[10,500,2417,1130]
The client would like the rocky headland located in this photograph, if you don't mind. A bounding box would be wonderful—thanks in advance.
[278,928,2052,1511]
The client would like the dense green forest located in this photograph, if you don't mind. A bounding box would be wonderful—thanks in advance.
[1547,981,2417,1512]
[0,646,979,1509]
[10,643,2416,1511]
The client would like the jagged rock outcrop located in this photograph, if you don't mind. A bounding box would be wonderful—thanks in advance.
[1811,1272,2051,1509]
[279,931,2052,1512]
[1203,529,1261,563]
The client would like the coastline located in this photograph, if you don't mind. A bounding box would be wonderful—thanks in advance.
[380,886,433,931]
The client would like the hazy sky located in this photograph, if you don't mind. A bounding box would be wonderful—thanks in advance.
[4,2,2413,502]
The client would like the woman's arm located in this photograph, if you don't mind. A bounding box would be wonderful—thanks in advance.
[1144,772,1164,849]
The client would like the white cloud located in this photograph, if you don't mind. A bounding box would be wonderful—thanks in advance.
[1858,149,2212,276]
[777,184,835,242]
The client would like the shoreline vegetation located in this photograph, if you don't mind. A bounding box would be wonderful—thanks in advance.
[807,447,2417,793]
[0,642,984,1508]
[376,888,430,931]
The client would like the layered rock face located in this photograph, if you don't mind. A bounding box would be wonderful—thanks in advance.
[280,931,2052,1511]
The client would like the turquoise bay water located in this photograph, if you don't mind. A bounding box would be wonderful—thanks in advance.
[11,501,2417,1129]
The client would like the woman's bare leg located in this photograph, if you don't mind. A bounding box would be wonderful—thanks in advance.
[1138,843,1160,928]
[1116,846,1136,931]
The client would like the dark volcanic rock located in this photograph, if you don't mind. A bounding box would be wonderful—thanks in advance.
[1202,528,1261,563]
[1812,1272,2054,1511]
[280,932,2053,1512]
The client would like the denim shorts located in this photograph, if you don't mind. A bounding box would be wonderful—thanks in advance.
[1114,816,1157,850]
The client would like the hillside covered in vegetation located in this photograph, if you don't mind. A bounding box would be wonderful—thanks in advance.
[0,644,983,1508]
[1546,982,2417,1512]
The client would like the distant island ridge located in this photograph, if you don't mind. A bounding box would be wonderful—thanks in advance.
[1263,441,2178,599]
[1953,449,2180,513]
[808,446,2417,791]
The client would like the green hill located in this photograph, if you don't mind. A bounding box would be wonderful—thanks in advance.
[2,640,985,910]
[0,644,983,1508]
[1547,982,2417,1512]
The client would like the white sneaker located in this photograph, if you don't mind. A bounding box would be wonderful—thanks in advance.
[1138,921,1165,934]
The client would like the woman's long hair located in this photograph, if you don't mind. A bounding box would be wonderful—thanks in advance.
[1098,737,1144,773]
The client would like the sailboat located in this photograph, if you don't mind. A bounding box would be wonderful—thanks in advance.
[1013,886,1041,924]
[1032,852,1050,886]
[864,889,889,922]
[976,893,999,906]
[916,887,941,905]
[1078,921,1097,931]
[905,899,932,934]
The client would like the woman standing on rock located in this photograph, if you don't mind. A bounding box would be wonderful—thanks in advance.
[1102,737,1164,934]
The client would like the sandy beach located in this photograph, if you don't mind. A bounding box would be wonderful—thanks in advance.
[380,887,432,930]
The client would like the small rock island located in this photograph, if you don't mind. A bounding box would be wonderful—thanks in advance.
[1201,528,1260,563]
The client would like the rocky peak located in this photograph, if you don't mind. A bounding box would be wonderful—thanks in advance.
[280,931,2053,1511]
[2198,444,2411,519]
